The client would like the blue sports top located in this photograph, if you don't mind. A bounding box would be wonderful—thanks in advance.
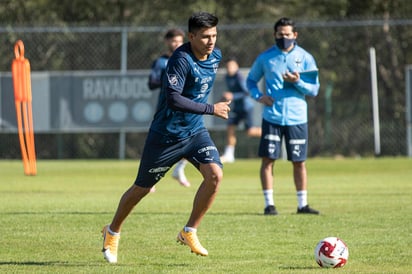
[226,71,254,111]
[148,54,168,90]
[226,71,247,98]
[150,42,221,140]
[247,43,320,125]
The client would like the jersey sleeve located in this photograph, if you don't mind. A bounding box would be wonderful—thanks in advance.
[294,53,320,97]
[148,58,165,90]
[247,56,264,100]
[167,90,214,114]
[238,72,249,99]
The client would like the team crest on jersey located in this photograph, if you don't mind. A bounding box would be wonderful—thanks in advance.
[213,63,218,73]
[294,57,302,68]
[167,74,178,86]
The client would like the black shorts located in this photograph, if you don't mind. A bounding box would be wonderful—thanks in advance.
[258,119,308,162]
[134,129,222,188]
[227,98,255,129]
[227,107,255,129]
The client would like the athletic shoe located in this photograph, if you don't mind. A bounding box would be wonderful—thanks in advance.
[172,168,191,187]
[297,205,320,215]
[264,205,278,215]
[177,230,208,256]
[101,225,120,263]
[220,154,235,163]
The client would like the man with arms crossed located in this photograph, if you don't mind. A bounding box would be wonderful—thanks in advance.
[247,17,320,216]
[102,12,230,263]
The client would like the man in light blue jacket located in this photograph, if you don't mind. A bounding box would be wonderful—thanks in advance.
[247,17,320,215]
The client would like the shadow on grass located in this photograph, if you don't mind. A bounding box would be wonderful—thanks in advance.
[278,265,320,270]
[0,260,122,267]
[0,261,71,266]
[1,211,324,217]
[2,211,261,216]
[1,211,113,215]
[0,260,191,268]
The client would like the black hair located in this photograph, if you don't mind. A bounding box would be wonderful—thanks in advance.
[274,17,296,32]
[164,28,185,40]
[188,12,218,33]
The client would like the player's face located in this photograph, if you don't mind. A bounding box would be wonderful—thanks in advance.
[226,60,238,76]
[274,25,297,40]
[166,35,184,53]
[189,27,217,61]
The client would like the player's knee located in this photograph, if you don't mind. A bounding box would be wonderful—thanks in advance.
[292,161,305,169]
[211,169,223,184]
[204,168,223,186]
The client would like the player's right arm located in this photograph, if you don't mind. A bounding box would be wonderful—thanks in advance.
[247,56,274,106]
[165,54,215,115]
[213,101,231,119]
[148,58,164,90]
[247,57,264,101]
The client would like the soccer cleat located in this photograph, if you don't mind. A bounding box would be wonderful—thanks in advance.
[172,168,191,187]
[297,205,320,215]
[101,225,120,263]
[264,205,278,215]
[177,230,208,256]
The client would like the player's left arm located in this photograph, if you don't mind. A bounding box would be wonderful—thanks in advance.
[292,74,320,97]
[292,54,320,97]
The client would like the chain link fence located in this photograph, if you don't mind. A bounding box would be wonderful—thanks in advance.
[1,19,411,159]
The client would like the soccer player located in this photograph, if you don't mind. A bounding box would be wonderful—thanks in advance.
[148,28,190,188]
[247,17,320,215]
[220,58,261,163]
[102,12,230,263]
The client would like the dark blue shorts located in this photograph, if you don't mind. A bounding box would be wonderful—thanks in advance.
[134,129,222,188]
[258,119,308,162]
[227,107,255,129]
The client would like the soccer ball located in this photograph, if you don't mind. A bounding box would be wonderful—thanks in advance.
[314,237,349,268]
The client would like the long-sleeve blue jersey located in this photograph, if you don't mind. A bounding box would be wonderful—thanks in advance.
[226,71,254,112]
[226,71,247,99]
[148,54,169,90]
[247,44,320,125]
[150,42,221,139]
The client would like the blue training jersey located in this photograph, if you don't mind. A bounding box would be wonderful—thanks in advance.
[226,71,247,97]
[226,71,254,111]
[148,54,169,90]
[150,42,221,140]
[247,44,320,125]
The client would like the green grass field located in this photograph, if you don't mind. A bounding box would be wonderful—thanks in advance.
[1,158,411,273]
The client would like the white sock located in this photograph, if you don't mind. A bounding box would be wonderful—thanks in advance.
[175,159,187,171]
[108,226,120,236]
[263,189,274,207]
[297,190,308,209]
[184,226,197,233]
[224,145,235,157]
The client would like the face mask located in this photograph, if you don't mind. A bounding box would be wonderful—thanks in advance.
[275,37,295,50]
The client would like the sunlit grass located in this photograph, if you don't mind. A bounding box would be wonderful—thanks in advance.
[0,158,411,273]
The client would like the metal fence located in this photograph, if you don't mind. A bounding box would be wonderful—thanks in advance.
[1,19,411,159]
